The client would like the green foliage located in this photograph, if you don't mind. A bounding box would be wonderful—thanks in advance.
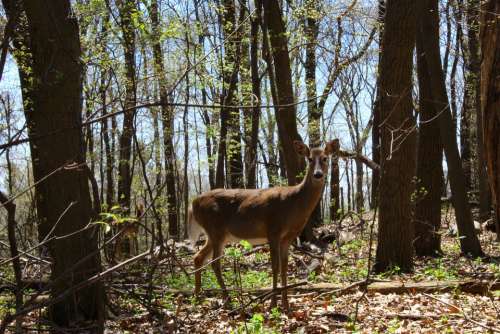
[233,313,278,334]
[340,239,364,254]
[418,259,457,281]
[337,259,368,282]
[93,205,138,233]
[387,318,401,333]
[0,295,14,318]
[375,265,401,279]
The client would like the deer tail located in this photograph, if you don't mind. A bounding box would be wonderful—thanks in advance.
[187,205,204,242]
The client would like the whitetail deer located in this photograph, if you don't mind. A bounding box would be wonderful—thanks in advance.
[188,139,339,311]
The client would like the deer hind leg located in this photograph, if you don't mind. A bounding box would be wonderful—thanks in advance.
[279,242,290,312]
[193,240,213,297]
[211,240,229,300]
[269,239,281,309]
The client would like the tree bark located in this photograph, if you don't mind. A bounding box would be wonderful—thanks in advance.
[461,0,481,193]
[150,0,177,239]
[371,0,385,209]
[330,147,341,222]
[417,0,483,256]
[480,0,500,239]
[375,0,417,272]
[465,0,491,221]
[216,0,244,189]
[414,0,445,256]
[7,0,104,330]
[262,0,305,187]
[116,0,137,214]
[243,3,261,189]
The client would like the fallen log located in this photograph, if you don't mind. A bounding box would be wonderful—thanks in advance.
[164,279,500,297]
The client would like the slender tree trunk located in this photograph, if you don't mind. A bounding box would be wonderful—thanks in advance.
[461,0,482,193]
[480,0,500,239]
[243,3,261,189]
[302,0,322,241]
[346,160,352,212]
[355,159,364,212]
[371,0,385,208]
[150,0,177,240]
[330,146,340,222]
[415,0,445,256]
[375,0,417,273]
[116,0,137,214]
[99,13,113,209]
[464,0,491,221]
[7,0,104,330]
[417,0,483,256]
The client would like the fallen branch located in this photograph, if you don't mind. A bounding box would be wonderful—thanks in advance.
[164,279,500,297]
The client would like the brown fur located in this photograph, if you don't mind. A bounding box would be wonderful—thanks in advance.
[191,140,339,311]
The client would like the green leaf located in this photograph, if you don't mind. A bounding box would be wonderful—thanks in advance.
[240,240,253,251]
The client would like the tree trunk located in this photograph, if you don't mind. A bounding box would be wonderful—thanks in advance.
[262,0,305,187]
[465,0,491,221]
[417,0,483,256]
[330,147,341,222]
[346,159,352,212]
[301,0,322,241]
[375,0,417,273]
[116,0,137,214]
[7,0,104,330]
[461,0,482,193]
[480,0,500,239]
[414,0,445,256]
[99,13,114,209]
[150,0,177,240]
[216,0,244,189]
[355,159,364,212]
[243,3,261,189]
[371,0,385,209]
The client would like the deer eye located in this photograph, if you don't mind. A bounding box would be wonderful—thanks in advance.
[307,157,313,163]
[322,157,327,162]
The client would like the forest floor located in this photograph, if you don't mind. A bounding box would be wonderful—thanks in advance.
[1,208,499,333]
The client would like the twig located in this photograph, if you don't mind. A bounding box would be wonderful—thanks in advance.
[423,293,500,333]
[228,281,308,316]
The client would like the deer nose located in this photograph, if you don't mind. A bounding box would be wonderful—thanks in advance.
[313,171,323,179]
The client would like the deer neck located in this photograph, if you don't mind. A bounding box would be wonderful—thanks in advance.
[294,167,324,219]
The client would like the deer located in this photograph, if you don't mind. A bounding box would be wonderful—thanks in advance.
[188,139,339,311]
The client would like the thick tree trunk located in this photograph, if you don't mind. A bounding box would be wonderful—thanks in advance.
[375,0,417,273]
[216,0,244,189]
[8,0,104,330]
[480,0,500,239]
[415,0,445,256]
[417,0,483,256]
[262,0,305,186]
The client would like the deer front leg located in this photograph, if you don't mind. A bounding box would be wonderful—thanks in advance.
[269,240,280,309]
[279,242,290,312]
[193,241,213,297]
[211,243,230,302]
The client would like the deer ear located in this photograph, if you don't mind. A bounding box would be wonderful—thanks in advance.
[293,140,310,156]
[324,139,340,155]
